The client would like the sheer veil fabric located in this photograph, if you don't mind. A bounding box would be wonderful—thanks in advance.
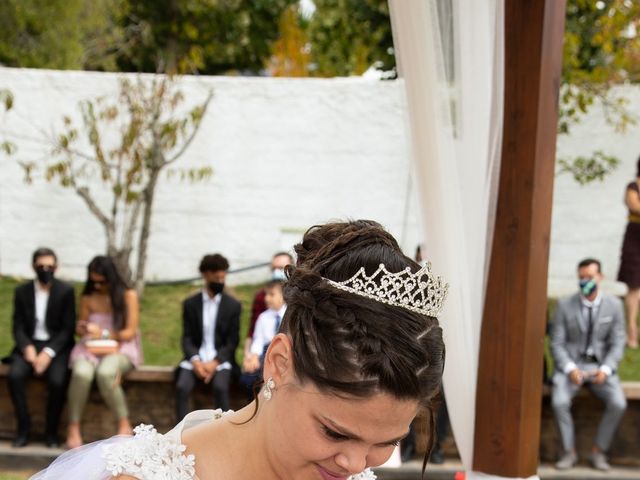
[389,2,538,479]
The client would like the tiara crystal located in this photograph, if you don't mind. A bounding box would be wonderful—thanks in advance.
[325,263,448,317]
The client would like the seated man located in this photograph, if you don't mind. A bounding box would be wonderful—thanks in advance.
[239,280,286,397]
[550,258,627,471]
[7,247,76,447]
[175,254,240,421]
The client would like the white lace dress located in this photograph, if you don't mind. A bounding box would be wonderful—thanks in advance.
[30,410,376,480]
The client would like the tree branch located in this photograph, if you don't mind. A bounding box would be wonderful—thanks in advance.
[166,90,213,165]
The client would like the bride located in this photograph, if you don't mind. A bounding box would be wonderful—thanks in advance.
[31,220,447,480]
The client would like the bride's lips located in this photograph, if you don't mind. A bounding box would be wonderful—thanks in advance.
[315,465,348,480]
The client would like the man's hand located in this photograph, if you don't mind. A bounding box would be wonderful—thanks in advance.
[243,354,260,374]
[202,360,220,384]
[592,370,608,385]
[33,351,52,375]
[192,360,208,381]
[23,345,37,364]
[568,368,584,386]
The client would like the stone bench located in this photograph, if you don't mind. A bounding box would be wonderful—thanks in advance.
[1,364,639,466]
[0,363,248,443]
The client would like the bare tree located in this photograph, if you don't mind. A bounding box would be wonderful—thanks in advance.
[21,75,213,294]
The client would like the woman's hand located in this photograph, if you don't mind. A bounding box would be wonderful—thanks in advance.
[76,320,89,336]
[86,322,101,339]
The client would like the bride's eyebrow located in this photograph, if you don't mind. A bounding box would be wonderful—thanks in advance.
[319,415,408,445]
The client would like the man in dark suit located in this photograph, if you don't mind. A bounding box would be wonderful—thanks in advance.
[175,253,241,421]
[7,247,76,447]
[550,258,627,471]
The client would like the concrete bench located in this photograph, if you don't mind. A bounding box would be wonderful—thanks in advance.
[0,364,638,466]
[0,363,248,443]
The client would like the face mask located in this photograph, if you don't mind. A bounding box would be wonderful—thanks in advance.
[579,278,597,297]
[272,268,286,281]
[35,267,54,285]
[208,282,224,295]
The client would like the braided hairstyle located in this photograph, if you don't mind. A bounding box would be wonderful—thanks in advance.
[281,220,445,471]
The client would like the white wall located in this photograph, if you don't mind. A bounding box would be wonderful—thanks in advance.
[1,67,639,295]
[552,86,640,296]
[0,68,421,284]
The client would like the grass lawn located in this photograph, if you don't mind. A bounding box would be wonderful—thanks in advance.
[1,276,639,379]
[0,472,35,480]
[0,276,261,366]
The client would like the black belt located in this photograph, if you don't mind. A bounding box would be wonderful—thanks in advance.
[580,354,598,363]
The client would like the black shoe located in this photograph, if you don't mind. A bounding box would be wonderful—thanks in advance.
[430,448,445,464]
[12,431,29,448]
[45,434,60,448]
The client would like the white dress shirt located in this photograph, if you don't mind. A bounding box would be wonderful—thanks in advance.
[563,292,610,376]
[250,305,287,356]
[33,281,51,342]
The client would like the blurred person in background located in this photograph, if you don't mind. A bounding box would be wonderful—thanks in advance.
[6,247,76,448]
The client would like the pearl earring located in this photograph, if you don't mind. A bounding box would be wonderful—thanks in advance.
[263,377,275,400]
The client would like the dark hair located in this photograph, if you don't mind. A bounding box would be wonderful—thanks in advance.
[578,257,601,273]
[636,155,640,178]
[199,254,229,273]
[265,279,284,291]
[32,247,57,265]
[82,256,130,330]
[284,220,445,474]
[272,251,294,262]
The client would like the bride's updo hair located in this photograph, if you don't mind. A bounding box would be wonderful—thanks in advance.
[281,219,445,405]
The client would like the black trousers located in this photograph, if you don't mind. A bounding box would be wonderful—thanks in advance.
[7,341,70,437]
[175,367,231,422]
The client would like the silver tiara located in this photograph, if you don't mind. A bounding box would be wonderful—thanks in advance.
[325,263,448,317]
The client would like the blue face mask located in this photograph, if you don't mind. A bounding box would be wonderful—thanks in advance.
[579,278,597,297]
[272,268,286,281]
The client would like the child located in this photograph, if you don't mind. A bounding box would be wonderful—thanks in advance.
[239,280,286,397]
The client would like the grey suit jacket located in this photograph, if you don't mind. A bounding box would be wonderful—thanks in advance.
[550,292,626,373]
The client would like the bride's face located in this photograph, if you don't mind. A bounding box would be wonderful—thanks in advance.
[265,377,419,479]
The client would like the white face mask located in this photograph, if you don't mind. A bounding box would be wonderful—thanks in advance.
[272,268,286,281]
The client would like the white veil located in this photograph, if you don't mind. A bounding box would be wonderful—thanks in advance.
[389,0,505,475]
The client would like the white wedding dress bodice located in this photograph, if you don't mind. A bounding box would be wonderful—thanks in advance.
[30,409,376,480]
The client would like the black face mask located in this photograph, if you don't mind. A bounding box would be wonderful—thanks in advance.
[35,267,54,285]
[208,282,224,295]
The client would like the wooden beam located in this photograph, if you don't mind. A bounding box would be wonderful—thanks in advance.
[472,0,566,477]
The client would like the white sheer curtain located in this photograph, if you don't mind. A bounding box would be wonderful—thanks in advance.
[389,0,505,474]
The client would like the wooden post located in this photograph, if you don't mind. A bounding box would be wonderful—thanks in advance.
[472,1,566,477]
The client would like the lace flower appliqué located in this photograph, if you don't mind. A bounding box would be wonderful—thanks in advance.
[349,468,376,479]
[103,424,195,480]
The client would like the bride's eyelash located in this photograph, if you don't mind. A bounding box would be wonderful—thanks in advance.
[322,425,349,441]
[321,424,400,447]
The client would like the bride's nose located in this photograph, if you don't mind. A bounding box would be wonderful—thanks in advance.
[334,448,368,475]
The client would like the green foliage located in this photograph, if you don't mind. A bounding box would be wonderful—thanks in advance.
[0,0,125,70]
[307,0,393,77]
[116,0,297,74]
[557,150,620,185]
[559,0,640,181]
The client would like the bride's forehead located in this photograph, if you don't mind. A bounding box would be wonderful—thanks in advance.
[296,387,419,422]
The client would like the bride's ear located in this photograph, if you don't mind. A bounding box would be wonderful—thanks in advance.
[263,333,294,385]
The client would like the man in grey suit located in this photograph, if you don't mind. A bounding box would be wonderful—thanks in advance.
[550,258,627,471]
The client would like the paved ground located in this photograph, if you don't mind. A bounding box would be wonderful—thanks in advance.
[0,442,638,479]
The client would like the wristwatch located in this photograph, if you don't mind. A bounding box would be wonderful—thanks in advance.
[101,329,110,340]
